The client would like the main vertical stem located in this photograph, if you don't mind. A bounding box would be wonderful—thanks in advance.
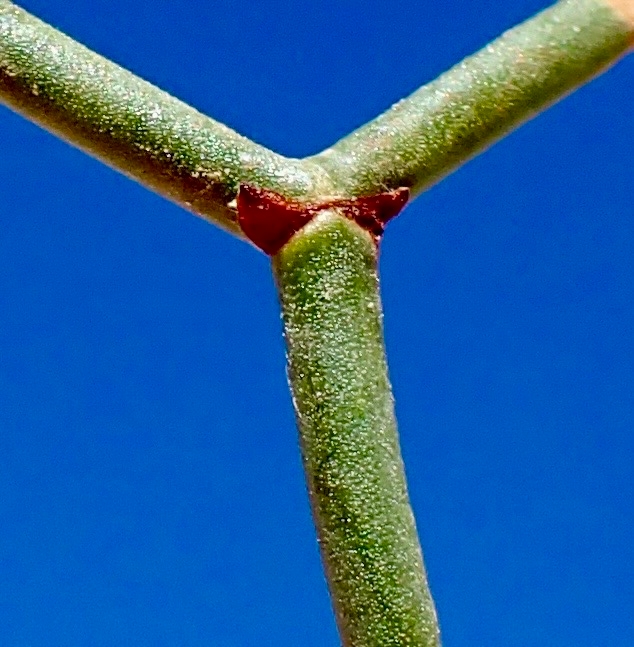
[273,211,440,647]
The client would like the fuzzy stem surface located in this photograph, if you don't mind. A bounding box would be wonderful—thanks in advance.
[273,213,440,647]
[0,1,330,236]
[314,0,633,198]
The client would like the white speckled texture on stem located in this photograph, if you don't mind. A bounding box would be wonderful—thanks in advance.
[273,212,440,647]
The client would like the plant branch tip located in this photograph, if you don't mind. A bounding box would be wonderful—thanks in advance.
[603,0,634,34]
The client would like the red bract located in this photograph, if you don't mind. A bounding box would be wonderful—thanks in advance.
[237,185,314,256]
[237,184,409,255]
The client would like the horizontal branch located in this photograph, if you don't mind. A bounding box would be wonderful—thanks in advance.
[0,1,331,236]
[1,0,631,238]
[313,0,633,198]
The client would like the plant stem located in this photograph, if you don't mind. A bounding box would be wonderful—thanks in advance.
[0,1,330,236]
[314,0,633,198]
[1,0,629,235]
[273,212,440,647]
[1,2,631,645]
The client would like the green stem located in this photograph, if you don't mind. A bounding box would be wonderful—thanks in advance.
[1,0,629,232]
[314,0,633,198]
[1,2,631,645]
[0,1,330,235]
[273,212,440,647]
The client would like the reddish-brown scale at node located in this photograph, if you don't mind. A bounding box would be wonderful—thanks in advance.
[237,184,410,255]
[369,187,410,225]
[237,184,315,255]
[329,187,410,243]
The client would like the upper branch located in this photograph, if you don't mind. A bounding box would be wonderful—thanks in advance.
[312,0,633,199]
[0,1,331,237]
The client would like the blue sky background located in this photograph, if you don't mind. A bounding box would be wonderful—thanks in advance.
[0,1,632,645]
